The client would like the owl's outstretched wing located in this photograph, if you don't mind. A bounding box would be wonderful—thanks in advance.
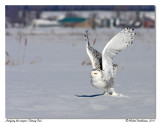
[86,46,102,70]
[85,30,102,70]
[102,28,136,80]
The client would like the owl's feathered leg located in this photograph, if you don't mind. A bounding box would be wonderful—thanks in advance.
[103,88,109,95]
[110,87,119,96]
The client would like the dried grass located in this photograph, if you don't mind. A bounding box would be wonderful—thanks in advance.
[81,59,92,66]
[92,38,96,46]
[5,51,15,65]
[6,35,28,66]
[22,38,28,64]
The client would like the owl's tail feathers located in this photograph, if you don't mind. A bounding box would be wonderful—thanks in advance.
[112,64,118,78]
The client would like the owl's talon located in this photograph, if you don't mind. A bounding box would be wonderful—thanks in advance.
[103,92,109,95]
[111,92,119,96]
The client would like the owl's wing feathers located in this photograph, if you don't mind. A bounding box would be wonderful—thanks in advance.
[87,46,102,70]
[102,28,136,80]
[85,30,102,70]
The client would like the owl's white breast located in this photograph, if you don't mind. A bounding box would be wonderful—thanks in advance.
[91,77,106,89]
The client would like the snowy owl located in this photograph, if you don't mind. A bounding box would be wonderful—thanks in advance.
[84,28,136,96]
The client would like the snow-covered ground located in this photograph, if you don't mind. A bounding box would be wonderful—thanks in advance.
[5,27,156,118]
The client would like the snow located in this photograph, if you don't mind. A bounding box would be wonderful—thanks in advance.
[5,27,156,119]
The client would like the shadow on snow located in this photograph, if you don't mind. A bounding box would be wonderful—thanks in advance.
[75,93,104,97]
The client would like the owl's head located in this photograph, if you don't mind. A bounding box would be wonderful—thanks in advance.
[91,70,102,78]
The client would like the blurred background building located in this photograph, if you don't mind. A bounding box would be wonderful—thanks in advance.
[5,5,155,29]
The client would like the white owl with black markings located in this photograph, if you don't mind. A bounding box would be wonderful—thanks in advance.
[84,28,136,96]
